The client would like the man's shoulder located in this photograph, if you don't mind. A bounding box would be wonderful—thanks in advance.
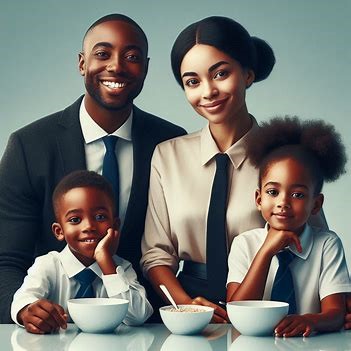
[13,97,82,138]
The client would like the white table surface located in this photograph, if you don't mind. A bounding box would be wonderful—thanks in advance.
[1,323,351,351]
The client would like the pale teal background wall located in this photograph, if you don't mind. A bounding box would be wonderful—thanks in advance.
[0,0,350,265]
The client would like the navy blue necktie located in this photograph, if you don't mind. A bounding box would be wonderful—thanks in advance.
[74,269,97,298]
[206,153,229,302]
[271,250,297,314]
[102,135,119,215]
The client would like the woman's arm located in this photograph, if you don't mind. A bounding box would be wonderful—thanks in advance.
[148,265,227,323]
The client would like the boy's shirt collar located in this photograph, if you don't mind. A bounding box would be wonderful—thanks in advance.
[264,223,313,260]
[58,245,103,279]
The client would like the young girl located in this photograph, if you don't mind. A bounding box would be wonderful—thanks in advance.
[227,116,351,336]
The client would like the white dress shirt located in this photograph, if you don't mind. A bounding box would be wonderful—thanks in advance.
[79,98,133,229]
[11,246,153,326]
[227,224,351,314]
[141,117,266,275]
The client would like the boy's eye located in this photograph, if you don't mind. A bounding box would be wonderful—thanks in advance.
[95,213,107,221]
[266,189,278,196]
[292,192,305,199]
[68,217,81,224]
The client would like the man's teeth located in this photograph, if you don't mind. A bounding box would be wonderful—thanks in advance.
[102,81,127,89]
[82,239,98,243]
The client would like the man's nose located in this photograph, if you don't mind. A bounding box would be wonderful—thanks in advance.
[106,55,123,73]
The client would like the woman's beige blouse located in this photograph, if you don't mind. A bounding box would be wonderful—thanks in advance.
[141,118,265,276]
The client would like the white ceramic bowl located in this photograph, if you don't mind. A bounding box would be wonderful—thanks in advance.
[159,304,214,335]
[67,298,129,333]
[227,300,289,336]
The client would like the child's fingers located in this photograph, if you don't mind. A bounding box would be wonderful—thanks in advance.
[52,304,68,329]
[302,326,312,337]
[25,321,45,334]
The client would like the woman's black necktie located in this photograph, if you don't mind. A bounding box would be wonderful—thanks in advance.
[206,153,229,302]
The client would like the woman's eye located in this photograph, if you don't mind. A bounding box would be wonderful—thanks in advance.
[214,70,228,79]
[184,78,199,87]
[68,217,81,224]
[266,189,278,196]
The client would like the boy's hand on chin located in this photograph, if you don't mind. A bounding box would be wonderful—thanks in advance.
[94,228,120,260]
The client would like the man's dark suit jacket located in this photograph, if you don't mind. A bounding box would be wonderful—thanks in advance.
[0,96,186,323]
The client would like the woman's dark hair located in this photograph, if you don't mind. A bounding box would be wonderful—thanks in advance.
[171,16,275,87]
[247,116,347,194]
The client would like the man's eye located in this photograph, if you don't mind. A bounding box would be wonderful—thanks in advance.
[68,217,81,224]
[125,53,141,62]
[95,51,108,58]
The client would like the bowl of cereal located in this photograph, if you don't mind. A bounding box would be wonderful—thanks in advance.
[159,305,214,335]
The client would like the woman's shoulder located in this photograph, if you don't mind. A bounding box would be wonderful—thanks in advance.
[153,129,202,161]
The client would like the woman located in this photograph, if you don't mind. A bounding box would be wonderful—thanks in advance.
[141,16,276,322]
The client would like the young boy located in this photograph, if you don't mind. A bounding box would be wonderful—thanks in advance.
[227,117,351,337]
[11,170,153,334]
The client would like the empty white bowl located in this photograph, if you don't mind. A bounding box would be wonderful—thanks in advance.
[67,298,129,333]
[160,304,214,335]
[227,300,289,336]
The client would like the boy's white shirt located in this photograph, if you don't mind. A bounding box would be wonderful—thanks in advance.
[11,245,153,326]
[227,223,351,314]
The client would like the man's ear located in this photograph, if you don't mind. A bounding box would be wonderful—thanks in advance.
[145,57,150,76]
[255,189,262,210]
[52,222,65,241]
[78,52,86,76]
[311,193,324,215]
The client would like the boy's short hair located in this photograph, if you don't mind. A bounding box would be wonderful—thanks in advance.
[52,170,115,218]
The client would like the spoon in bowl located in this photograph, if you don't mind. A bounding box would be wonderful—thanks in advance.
[159,284,180,311]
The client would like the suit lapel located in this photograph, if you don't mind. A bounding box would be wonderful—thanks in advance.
[55,96,87,173]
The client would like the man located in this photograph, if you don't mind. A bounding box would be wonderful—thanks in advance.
[0,14,186,323]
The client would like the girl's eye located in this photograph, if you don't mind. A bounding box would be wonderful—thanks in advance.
[266,189,278,196]
[292,192,305,199]
[95,214,107,221]
[68,217,81,224]
[214,70,228,80]
[184,78,199,87]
